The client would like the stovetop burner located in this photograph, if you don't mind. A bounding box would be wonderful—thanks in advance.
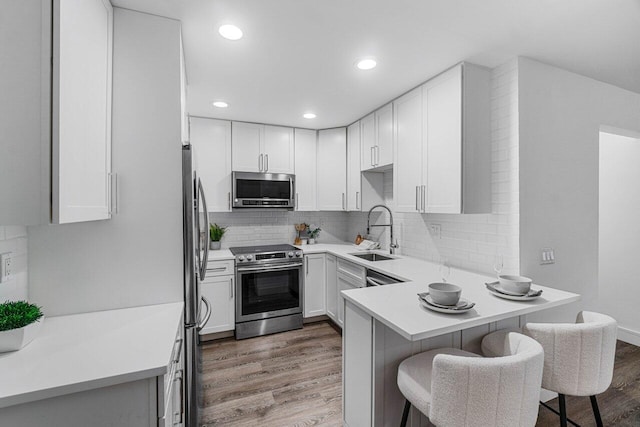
[229,244,298,255]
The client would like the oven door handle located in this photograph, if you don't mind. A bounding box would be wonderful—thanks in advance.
[237,263,303,273]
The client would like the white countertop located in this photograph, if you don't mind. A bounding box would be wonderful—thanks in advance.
[207,248,234,260]
[0,302,183,409]
[297,243,580,341]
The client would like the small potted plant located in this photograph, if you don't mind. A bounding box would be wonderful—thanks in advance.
[0,300,44,353]
[209,223,227,250]
[307,224,321,244]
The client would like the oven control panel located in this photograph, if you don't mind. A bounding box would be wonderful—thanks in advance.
[235,250,303,263]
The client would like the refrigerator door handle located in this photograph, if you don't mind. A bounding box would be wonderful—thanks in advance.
[197,296,212,331]
[197,178,210,281]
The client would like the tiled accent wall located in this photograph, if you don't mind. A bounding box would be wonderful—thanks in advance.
[0,226,28,301]
[349,59,520,275]
[208,211,350,248]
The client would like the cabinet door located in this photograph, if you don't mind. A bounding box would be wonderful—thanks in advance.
[360,113,376,170]
[263,125,294,173]
[346,122,362,211]
[375,103,393,167]
[304,254,326,317]
[294,129,317,211]
[317,128,347,211]
[424,65,462,213]
[199,275,235,334]
[337,275,359,328]
[393,87,424,213]
[190,118,232,212]
[325,255,338,322]
[231,122,263,172]
[52,0,113,224]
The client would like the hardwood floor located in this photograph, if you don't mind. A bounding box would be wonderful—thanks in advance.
[200,321,343,426]
[200,323,640,426]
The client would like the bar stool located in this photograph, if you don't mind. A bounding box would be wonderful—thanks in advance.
[397,331,544,427]
[522,311,617,427]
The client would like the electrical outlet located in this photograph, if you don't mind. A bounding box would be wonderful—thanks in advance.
[540,248,555,265]
[429,224,441,239]
[0,252,12,283]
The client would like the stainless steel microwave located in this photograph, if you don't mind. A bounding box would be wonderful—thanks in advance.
[232,171,295,208]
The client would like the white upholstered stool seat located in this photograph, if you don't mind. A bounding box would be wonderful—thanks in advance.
[397,332,544,427]
[522,311,617,427]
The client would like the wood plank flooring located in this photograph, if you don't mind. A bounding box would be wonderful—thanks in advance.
[200,322,640,426]
[199,321,343,426]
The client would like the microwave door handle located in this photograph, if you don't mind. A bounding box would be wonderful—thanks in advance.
[198,179,210,281]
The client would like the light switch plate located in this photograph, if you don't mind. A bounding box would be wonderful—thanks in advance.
[429,224,441,239]
[540,248,555,265]
[0,252,12,283]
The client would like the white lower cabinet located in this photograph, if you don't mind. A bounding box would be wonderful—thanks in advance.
[336,259,366,328]
[199,260,235,335]
[158,325,185,426]
[303,254,326,317]
[325,255,338,322]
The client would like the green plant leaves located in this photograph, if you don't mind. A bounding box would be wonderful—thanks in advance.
[0,300,44,332]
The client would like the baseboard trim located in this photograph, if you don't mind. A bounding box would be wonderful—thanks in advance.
[617,326,640,346]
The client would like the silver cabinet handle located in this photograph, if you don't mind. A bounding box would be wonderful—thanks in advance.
[342,193,345,210]
[206,266,227,272]
[305,257,309,275]
[259,154,263,171]
[172,370,183,425]
[416,186,420,211]
[356,191,360,210]
[197,296,212,330]
[108,172,118,215]
[228,191,231,211]
[370,146,375,166]
[229,277,233,298]
[421,185,426,212]
[265,154,269,172]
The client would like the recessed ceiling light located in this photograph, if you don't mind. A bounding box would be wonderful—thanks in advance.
[218,24,243,41]
[303,113,316,119]
[212,101,228,108]
[356,58,377,70]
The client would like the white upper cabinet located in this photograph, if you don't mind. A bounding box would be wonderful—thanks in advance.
[231,122,294,173]
[1,0,113,225]
[393,87,424,213]
[294,128,317,211]
[375,103,393,167]
[346,122,362,211]
[231,122,263,172]
[394,63,491,214]
[360,113,376,170]
[263,125,295,173]
[317,128,347,211]
[361,104,393,171]
[190,118,232,212]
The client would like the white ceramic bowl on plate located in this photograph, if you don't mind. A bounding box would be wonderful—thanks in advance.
[428,282,461,306]
[498,275,532,295]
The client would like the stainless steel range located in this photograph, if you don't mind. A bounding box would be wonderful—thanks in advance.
[230,244,304,339]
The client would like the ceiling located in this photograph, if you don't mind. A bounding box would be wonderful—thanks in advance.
[112,0,640,129]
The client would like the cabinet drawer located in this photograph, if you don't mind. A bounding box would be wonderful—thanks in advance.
[206,260,234,276]
[337,258,366,284]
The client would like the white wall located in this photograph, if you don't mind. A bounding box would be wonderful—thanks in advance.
[0,226,28,302]
[599,131,640,342]
[27,9,184,316]
[518,57,640,324]
[348,59,521,276]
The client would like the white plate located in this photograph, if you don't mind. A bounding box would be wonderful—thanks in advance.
[485,282,542,301]
[418,296,475,314]
[486,281,530,296]
[418,292,474,309]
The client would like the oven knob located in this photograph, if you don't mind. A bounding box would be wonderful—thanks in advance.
[246,254,253,261]
[288,251,294,258]
[295,251,302,257]
[238,255,245,262]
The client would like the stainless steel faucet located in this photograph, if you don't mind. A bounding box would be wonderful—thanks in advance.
[366,204,399,254]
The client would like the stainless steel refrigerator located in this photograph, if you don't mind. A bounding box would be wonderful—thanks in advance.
[182,144,212,426]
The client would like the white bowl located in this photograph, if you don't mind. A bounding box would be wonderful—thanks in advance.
[428,282,461,306]
[498,275,532,294]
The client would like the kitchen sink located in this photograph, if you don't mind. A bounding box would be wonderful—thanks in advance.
[350,252,394,262]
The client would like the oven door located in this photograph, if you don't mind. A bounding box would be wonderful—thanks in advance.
[236,262,303,323]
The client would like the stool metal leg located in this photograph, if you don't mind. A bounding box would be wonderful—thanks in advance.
[590,395,604,427]
[558,394,568,427]
[400,399,411,427]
